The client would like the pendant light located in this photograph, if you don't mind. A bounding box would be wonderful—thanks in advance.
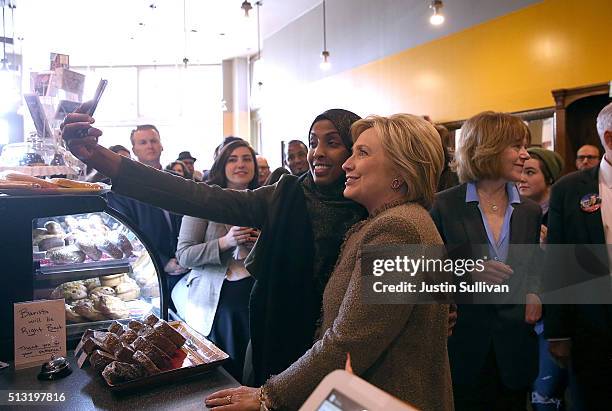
[319,0,330,70]
[241,1,252,18]
[182,0,189,67]
[429,0,445,25]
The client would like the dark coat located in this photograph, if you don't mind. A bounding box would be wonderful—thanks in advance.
[542,165,612,378]
[430,183,542,389]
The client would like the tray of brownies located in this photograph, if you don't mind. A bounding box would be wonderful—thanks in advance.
[74,314,229,392]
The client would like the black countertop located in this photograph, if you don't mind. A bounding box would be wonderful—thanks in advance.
[0,351,240,410]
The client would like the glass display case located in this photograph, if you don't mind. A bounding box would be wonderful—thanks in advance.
[0,194,167,360]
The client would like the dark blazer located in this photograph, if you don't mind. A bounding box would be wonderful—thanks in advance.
[543,166,612,377]
[430,183,542,389]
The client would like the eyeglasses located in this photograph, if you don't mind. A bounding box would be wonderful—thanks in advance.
[577,155,599,161]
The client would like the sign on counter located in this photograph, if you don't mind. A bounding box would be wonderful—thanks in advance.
[13,299,66,370]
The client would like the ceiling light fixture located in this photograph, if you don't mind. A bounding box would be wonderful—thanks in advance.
[255,1,262,60]
[241,1,252,18]
[182,0,189,67]
[429,0,445,25]
[319,0,330,70]
[1,0,9,70]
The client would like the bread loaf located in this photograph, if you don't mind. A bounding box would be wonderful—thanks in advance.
[3,172,59,188]
[49,178,103,190]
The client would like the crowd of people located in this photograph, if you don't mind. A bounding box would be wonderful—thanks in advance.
[60,102,612,411]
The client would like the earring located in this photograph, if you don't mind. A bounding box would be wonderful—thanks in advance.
[391,178,402,191]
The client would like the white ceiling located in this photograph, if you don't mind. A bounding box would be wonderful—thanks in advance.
[13,0,322,67]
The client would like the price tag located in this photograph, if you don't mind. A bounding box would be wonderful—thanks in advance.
[13,299,66,370]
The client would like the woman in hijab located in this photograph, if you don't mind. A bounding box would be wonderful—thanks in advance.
[61,108,368,385]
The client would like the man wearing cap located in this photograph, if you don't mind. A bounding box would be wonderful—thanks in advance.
[543,103,612,410]
[575,144,601,171]
[177,151,202,181]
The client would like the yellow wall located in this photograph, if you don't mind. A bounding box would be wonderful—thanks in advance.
[314,0,611,122]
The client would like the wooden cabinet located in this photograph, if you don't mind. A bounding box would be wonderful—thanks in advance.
[552,82,611,174]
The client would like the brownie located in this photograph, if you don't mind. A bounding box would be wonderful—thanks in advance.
[140,329,177,356]
[119,329,138,345]
[131,337,171,369]
[90,350,117,372]
[100,333,122,354]
[128,320,146,333]
[114,343,136,363]
[143,313,159,327]
[153,321,186,348]
[102,361,145,385]
[108,321,125,336]
[82,337,105,355]
[132,351,161,376]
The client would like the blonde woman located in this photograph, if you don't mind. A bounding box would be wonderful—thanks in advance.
[206,114,453,411]
[430,111,542,410]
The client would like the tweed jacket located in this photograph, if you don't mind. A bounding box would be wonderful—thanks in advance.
[175,216,233,337]
[265,202,454,411]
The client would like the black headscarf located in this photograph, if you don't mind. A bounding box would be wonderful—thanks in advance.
[248,109,367,386]
[309,108,361,150]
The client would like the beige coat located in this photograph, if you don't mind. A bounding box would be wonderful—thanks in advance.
[175,217,231,337]
[265,202,454,411]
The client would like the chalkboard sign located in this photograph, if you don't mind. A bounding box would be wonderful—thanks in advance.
[13,299,66,370]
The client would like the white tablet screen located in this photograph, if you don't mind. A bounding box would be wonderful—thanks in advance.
[316,389,368,411]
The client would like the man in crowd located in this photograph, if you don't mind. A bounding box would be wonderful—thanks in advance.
[177,151,202,181]
[544,103,612,410]
[256,155,271,186]
[575,143,601,171]
[106,125,187,308]
[284,140,309,176]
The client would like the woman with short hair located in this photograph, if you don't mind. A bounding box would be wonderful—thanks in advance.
[431,111,543,410]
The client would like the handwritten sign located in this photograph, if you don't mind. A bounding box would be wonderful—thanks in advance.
[13,299,66,369]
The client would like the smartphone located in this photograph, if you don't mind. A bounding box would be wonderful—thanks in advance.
[85,79,108,116]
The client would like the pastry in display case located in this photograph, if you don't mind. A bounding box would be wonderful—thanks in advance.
[32,211,161,336]
[0,194,168,359]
